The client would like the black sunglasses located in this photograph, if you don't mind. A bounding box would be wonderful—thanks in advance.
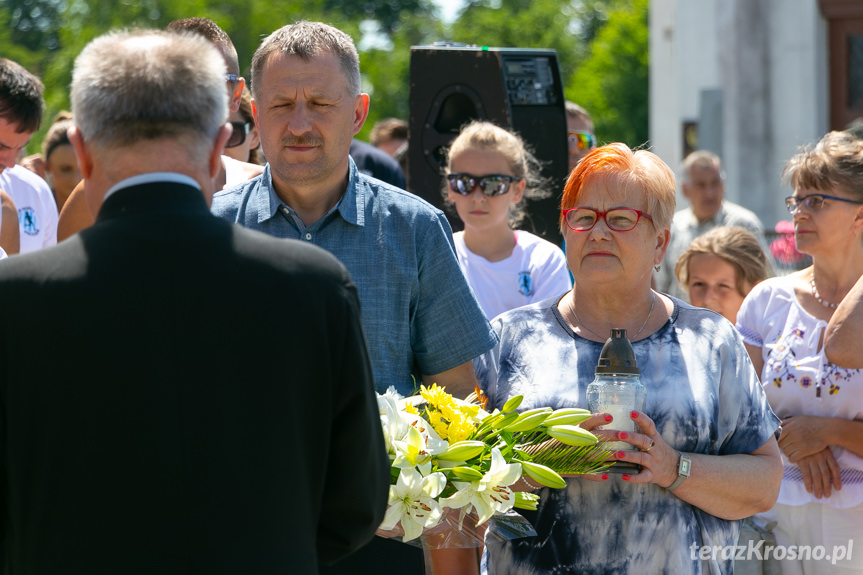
[226,121,250,148]
[446,173,519,197]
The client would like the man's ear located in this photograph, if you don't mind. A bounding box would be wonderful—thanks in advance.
[68,126,94,180]
[210,123,233,179]
[352,93,370,136]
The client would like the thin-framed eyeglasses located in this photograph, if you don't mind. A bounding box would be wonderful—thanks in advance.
[562,207,653,232]
[568,131,596,151]
[447,173,520,197]
[784,193,863,214]
[226,121,250,148]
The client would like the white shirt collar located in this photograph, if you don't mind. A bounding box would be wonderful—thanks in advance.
[104,172,200,202]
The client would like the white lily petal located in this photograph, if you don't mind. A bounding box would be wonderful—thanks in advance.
[472,494,495,525]
[379,501,405,530]
[401,515,424,542]
[440,487,472,510]
[421,472,447,499]
[407,496,442,527]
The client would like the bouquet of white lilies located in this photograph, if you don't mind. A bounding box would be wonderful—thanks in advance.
[376,384,612,543]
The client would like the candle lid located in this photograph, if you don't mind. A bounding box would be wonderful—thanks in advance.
[595,328,639,374]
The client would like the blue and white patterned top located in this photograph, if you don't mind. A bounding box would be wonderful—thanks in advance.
[737,277,863,508]
[212,160,497,395]
[476,295,780,575]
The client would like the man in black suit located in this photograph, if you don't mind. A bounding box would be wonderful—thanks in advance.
[0,29,389,574]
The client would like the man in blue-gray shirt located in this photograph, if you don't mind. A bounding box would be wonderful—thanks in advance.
[212,21,495,574]
[212,21,496,400]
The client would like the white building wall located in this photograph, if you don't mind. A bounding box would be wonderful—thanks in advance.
[649,0,829,230]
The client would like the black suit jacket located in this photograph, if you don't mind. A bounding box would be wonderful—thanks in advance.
[0,182,389,574]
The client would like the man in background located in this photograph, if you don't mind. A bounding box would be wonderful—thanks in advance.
[0,29,387,574]
[56,17,264,241]
[565,100,596,171]
[0,58,57,252]
[657,150,765,300]
[370,117,408,158]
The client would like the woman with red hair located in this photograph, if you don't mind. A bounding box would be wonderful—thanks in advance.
[474,143,782,574]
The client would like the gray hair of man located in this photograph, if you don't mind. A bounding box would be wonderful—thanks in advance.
[680,149,725,185]
[71,29,229,166]
[251,21,361,100]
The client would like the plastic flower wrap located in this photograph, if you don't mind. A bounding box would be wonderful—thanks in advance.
[376,384,612,545]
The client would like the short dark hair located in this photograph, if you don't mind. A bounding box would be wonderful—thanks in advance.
[166,17,240,76]
[0,58,45,133]
[370,118,407,147]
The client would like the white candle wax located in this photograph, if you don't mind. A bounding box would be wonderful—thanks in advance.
[599,405,639,451]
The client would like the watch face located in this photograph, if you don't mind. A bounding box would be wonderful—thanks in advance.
[680,458,691,476]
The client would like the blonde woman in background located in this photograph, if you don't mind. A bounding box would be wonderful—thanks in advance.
[674,225,771,323]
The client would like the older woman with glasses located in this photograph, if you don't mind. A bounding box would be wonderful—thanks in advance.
[736,130,863,575]
[475,143,781,574]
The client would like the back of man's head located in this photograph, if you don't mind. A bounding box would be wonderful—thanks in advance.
[370,118,408,147]
[166,17,240,76]
[251,20,360,99]
[0,58,45,134]
[71,30,228,162]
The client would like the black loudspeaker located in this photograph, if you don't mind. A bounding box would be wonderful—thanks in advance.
[408,44,569,246]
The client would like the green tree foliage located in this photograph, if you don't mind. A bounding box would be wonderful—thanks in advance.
[566,0,648,148]
[356,12,446,141]
[0,0,649,157]
[450,0,579,80]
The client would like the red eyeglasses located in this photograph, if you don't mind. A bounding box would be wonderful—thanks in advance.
[562,207,653,232]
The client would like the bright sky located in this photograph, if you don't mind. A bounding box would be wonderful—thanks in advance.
[435,0,466,24]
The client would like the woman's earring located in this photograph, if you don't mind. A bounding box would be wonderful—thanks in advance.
[654,264,661,272]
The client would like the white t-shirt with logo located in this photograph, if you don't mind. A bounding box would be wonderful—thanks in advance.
[454,230,571,320]
[0,164,59,253]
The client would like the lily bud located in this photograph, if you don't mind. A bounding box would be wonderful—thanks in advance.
[501,395,524,413]
[449,466,485,481]
[546,424,598,446]
[542,409,592,427]
[502,407,553,432]
[520,460,566,489]
[437,441,486,462]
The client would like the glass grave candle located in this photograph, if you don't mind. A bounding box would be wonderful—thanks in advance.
[586,328,646,473]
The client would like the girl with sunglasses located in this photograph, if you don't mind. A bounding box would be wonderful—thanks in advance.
[223,86,263,166]
[737,130,863,575]
[444,121,571,320]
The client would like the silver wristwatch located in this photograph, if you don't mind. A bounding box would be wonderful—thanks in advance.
[667,452,691,491]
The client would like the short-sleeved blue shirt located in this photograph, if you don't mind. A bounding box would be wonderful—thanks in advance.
[212,160,497,395]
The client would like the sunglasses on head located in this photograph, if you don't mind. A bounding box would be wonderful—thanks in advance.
[568,131,596,151]
[226,121,250,148]
[446,173,519,197]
